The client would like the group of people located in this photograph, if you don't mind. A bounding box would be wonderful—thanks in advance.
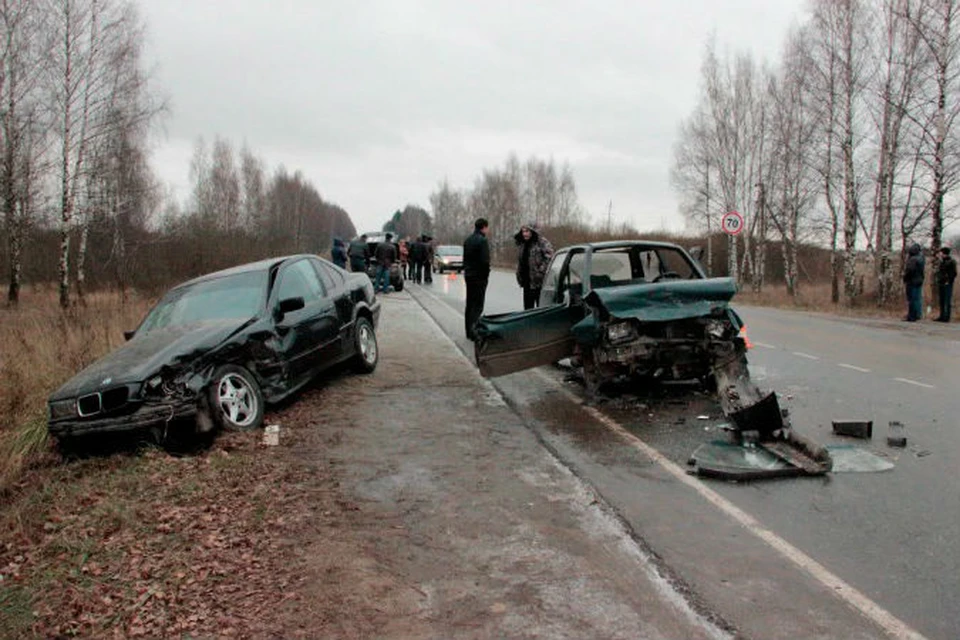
[903,243,956,323]
[404,235,435,285]
[330,232,440,294]
[461,219,554,341]
[333,219,553,339]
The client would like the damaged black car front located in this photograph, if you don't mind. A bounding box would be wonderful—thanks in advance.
[48,255,380,448]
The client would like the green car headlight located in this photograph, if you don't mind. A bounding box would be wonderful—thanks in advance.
[607,322,636,343]
[49,399,77,420]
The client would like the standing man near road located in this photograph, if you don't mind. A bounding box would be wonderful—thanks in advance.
[423,234,435,284]
[903,243,925,322]
[374,233,397,294]
[463,218,490,341]
[514,222,554,310]
[348,234,369,273]
[936,246,957,322]
[408,235,425,284]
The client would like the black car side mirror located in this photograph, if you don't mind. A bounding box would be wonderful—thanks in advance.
[276,296,306,320]
[123,329,136,341]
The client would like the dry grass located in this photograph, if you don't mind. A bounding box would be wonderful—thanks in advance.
[735,282,906,318]
[0,288,154,490]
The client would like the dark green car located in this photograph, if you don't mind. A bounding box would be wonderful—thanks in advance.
[474,241,748,396]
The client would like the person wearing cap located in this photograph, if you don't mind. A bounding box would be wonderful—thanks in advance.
[514,222,554,309]
[935,245,957,322]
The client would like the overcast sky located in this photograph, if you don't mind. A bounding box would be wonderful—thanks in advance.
[136,0,807,235]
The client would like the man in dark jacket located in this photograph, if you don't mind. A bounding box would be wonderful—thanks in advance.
[348,234,369,272]
[373,233,397,294]
[463,218,490,341]
[331,237,347,269]
[422,235,434,284]
[903,243,925,322]
[408,236,425,284]
[514,222,554,309]
[936,246,957,322]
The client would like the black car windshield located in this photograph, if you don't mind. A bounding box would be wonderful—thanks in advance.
[437,246,462,256]
[137,271,267,334]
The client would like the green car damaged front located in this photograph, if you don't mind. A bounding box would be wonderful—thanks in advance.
[475,275,748,384]
[573,277,747,383]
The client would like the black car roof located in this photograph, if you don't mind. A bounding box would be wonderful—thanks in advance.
[175,254,314,289]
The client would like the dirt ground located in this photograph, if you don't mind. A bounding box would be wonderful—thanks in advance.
[0,292,724,639]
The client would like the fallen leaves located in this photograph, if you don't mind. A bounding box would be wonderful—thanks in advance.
[0,424,335,639]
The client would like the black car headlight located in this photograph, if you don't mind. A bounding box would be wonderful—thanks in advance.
[49,399,77,420]
[606,322,636,343]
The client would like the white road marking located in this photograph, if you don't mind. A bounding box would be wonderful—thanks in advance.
[753,341,776,349]
[409,287,732,639]
[792,351,820,360]
[415,287,928,640]
[533,370,928,640]
[894,377,935,389]
[838,363,871,373]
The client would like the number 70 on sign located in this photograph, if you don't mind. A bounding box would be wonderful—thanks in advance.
[721,211,743,236]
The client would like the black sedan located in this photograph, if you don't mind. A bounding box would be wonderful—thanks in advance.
[48,255,380,444]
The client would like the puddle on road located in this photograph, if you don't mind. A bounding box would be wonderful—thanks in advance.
[825,445,895,473]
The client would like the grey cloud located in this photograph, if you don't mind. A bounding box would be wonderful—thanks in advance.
[138,0,804,233]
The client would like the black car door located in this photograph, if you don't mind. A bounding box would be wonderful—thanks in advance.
[272,259,339,380]
[312,258,353,362]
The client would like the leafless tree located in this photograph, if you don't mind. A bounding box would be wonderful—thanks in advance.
[0,0,47,304]
[766,27,824,297]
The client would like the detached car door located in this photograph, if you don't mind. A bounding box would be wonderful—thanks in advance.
[272,258,340,379]
[474,250,583,378]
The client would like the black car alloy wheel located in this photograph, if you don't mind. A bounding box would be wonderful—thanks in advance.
[352,317,379,373]
[208,364,264,431]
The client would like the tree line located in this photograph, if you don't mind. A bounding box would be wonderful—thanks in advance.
[672,0,960,304]
[428,154,585,260]
[0,0,358,305]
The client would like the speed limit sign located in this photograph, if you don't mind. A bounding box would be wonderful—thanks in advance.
[721,211,744,236]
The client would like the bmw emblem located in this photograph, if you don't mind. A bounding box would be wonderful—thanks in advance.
[101,377,112,386]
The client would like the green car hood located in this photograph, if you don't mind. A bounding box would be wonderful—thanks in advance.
[572,277,739,344]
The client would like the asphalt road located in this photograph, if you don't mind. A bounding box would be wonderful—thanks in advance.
[407,268,959,640]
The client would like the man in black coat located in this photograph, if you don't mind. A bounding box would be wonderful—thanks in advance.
[373,233,397,294]
[347,234,369,272]
[936,246,957,322]
[408,237,425,284]
[903,243,925,322]
[422,234,434,284]
[463,218,490,341]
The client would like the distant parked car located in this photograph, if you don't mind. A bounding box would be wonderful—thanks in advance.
[47,255,380,446]
[433,245,464,273]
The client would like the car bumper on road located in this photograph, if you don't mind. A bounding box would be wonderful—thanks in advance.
[49,401,198,438]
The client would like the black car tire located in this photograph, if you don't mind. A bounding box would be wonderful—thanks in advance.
[437,264,444,274]
[207,364,264,431]
[393,278,404,292]
[352,316,379,374]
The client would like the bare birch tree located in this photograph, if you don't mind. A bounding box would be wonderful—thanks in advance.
[1,0,47,304]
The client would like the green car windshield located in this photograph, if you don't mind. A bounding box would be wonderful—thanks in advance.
[137,271,267,334]
[584,245,699,289]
